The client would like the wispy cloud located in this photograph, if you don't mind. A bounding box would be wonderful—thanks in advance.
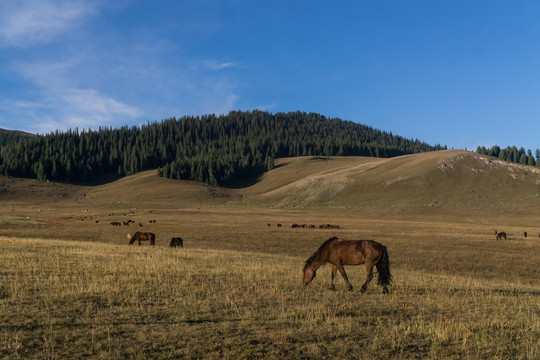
[61,88,143,126]
[0,0,99,47]
[201,60,235,71]
[4,58,144,133]
[5,87,143,134]
[197,79,238,115]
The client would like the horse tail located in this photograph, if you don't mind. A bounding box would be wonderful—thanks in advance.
[304,236,340,272]
[376,246,392,286]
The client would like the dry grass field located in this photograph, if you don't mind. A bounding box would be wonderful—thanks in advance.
[1,150,540,359]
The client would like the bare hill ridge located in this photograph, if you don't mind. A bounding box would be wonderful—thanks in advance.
[2,150,540,208]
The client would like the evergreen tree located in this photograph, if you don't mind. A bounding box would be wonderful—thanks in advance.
[527,149,535,166]
[519,153,528,164]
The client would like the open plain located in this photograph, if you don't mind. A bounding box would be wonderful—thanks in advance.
[1,150,540,359]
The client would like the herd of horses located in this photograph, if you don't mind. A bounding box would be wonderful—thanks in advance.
[268,223,340,229]
[125,228,393,294]
[495,230,537,240]
[124,225,536,295]
[112,220,153,227]
[127,232,183,248]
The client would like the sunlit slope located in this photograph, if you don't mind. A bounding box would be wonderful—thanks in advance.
[242,150,540,208]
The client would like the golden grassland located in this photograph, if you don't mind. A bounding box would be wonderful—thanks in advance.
[1,151,540,359]
[1,209,540,359]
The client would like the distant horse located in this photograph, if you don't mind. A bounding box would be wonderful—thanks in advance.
[127,232,156,246]
[303,236,392,294]
[496,232,507,240]
[169,237,184,248]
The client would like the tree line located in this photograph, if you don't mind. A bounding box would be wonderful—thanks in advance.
[0,110,445,185]
[476,145,540,168]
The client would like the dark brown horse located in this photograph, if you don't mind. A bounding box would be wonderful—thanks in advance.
[127,232,156,246]
[496,231,507,240]
[169,237,184,248]
[303,236,392,294]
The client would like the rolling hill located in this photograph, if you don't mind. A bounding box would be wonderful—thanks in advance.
[242,150,540,208]
[2,150,540,209]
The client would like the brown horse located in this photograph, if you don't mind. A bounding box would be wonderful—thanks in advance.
[169,237,184,248]
[496,231,507,240]
[127,232,156,246]
[303,236,392,294]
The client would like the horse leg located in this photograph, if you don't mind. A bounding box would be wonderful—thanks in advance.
[360,263,375,293]
[329,265,337,291]
[336,264,353,291]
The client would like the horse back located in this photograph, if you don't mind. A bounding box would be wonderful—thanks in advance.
[329,239,383,266]
[134,231,154,241]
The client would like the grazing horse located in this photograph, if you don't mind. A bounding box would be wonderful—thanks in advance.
[127,232,156,246]
[303,236,392,294]
[496,231,507,240]
[169,237,184,248]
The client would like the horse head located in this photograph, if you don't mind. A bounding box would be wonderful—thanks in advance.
[127,233,135,245]
[302,265,316,286]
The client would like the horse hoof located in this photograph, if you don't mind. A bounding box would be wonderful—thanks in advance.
[360,287,366,293]
[348,286,353,292]
[382,288,389,295]
[328,285,335,291]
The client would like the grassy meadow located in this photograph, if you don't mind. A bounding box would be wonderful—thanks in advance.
[1,151,540,359]
[1,209,540,359]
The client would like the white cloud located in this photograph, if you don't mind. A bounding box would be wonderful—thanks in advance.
[7,49,244,132]
[0,0,99,47]
[202,60,235,71]
[6,88,143,134]
[8,55,143,132]
[61,88,143,123]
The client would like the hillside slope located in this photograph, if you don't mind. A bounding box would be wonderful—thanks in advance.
[2,150,540,209]
[241,150,540,208]
[81,171,237,208]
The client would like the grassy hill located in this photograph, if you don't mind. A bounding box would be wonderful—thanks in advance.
[243,150,540,208]
[87,149,540,209]
[3,149,540,210]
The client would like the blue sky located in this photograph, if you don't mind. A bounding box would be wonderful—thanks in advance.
[1,0,539,152]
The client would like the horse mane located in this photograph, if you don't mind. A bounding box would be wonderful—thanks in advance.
[304,236,341,271]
